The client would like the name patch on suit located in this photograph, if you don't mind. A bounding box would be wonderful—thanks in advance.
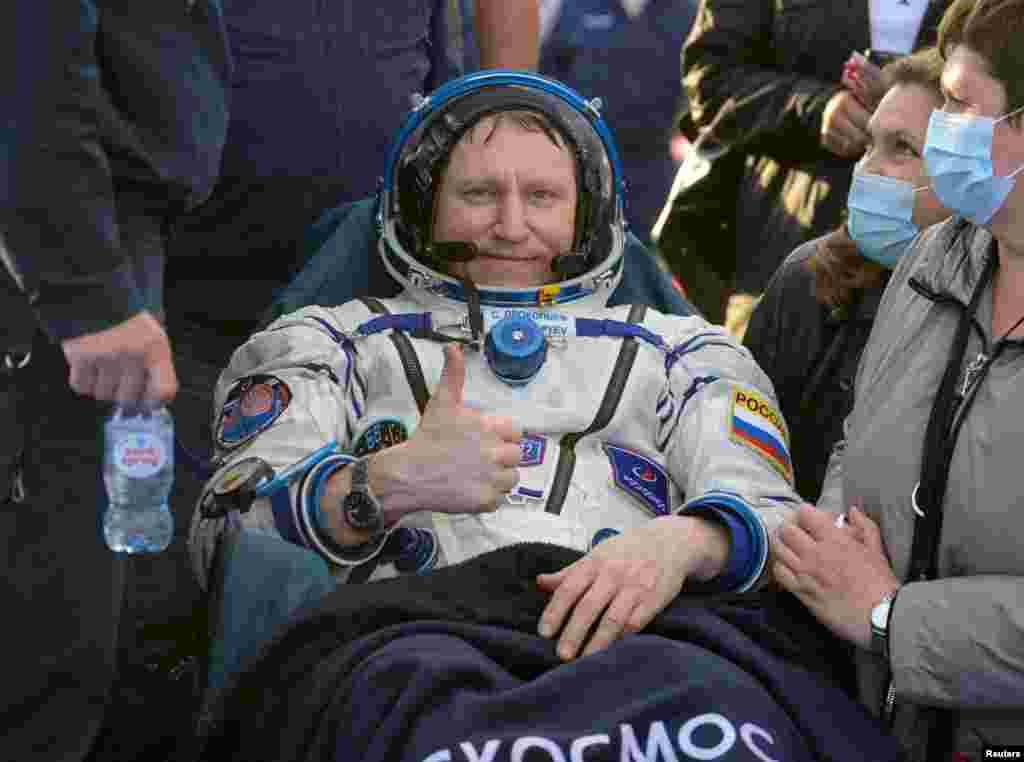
[353,418,409,457]
[216,375,292,450]
[603,443,670,516]
[728,387,793,483]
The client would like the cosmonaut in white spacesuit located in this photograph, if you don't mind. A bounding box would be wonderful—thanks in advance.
[190,71,802,661]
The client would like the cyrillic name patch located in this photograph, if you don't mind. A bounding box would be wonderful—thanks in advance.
[729,386,793,483]
[352,418,409,457]
[216,375,292,450]
[519,433,546,467]
[603,443,670,516]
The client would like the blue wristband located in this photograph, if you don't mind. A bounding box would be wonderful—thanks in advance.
[679,491,768,593]
[307,455,358,536]
[296,454,388,565]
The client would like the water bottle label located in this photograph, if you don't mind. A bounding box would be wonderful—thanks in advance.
[114,434,166,478]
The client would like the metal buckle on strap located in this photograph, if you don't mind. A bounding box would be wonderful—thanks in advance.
[1,450,26,505]
[10,465,25,503]
[3,351,31,372]
[910,481,925,517]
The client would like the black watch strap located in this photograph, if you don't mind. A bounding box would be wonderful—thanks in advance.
[342,458,383,534]
[351,456,369,492]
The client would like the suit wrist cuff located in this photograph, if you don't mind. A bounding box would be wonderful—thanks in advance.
[297,454,386,566]
[678,490,768,592]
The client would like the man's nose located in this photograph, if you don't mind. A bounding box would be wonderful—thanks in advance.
[494,192,529,242]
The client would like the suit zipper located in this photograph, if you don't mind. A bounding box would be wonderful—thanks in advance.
[544,304,646,515]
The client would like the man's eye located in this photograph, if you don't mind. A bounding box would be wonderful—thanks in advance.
[463,188,494,202]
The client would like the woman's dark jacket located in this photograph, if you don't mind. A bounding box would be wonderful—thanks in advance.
[681,0,946,295]
[743,240,887,502]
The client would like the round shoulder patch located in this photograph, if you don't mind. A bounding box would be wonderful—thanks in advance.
[215,375,292,450]
[352,418,409,457]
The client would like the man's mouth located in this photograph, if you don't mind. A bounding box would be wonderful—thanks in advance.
[476,252,539,262]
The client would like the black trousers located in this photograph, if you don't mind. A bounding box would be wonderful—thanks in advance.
[0,327,124,762]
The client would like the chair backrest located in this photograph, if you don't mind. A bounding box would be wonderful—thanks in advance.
[261,197,698,328]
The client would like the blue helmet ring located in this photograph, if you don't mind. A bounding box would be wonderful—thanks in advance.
[377,71,627,308]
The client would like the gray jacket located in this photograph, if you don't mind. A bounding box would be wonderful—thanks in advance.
[818,218,1024,760]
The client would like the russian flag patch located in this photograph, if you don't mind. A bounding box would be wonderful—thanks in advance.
[729,387,793,484]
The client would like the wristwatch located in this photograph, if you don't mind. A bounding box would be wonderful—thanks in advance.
[341,458,384,535]
[870,587,900,661]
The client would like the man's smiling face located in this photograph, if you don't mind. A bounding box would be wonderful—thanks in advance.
[433,113,577,288]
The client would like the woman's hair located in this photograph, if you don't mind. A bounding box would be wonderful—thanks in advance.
[806,48,944,311]
[938,0,1024,121]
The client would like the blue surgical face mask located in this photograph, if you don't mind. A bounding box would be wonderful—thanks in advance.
[847,170,927,268]
[923,106,1024,225]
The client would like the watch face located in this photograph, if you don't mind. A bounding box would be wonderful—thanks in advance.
[344,491,382,531]
[871,598,892,630]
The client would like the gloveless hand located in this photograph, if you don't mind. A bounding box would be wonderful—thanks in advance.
[60,311,178,406]
[371,343,522,516]
[773,504,899,650]
[536,515,730,660]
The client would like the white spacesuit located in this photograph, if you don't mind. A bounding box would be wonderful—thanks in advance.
[189,72,800,595]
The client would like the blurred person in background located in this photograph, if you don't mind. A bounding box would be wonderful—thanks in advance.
[539,0,697,245]
[0,3,230,760]
[744,48,950,503]
[774,0,1024,757]
[674,0,948,336]
[167,0,539,333]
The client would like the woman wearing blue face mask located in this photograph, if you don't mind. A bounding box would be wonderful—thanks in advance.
[770,0,1024,759]
[744,48,949,504]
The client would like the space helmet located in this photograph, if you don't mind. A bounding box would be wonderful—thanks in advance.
[376,70,627,308]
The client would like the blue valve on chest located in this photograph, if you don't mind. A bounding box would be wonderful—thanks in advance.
[484,315,548,386]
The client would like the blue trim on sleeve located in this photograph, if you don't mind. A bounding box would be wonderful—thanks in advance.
[307,456,358,537]
[263,443,347,550]
[679,490,769,593]
[574,318,666,350]
[296,454,387,567]
[270,487,308,548]
[355,313,433,337]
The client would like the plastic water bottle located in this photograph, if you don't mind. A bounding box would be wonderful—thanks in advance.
[102,406,175,553]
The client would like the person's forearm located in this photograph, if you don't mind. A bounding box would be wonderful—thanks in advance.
[317,445,425,546]
[475,0,538,70]
[663,515,731,582]
[4,1,146,341]
[683,0,838,159]
[889,576,1024,708]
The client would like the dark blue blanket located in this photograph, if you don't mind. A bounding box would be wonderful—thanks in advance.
[197,543,899,762]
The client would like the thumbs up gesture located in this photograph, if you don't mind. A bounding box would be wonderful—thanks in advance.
[373,344,523,516]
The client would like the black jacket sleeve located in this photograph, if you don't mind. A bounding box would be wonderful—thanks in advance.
[681,0,841,164]
[1,1,230,343]
[3,1,146,341]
